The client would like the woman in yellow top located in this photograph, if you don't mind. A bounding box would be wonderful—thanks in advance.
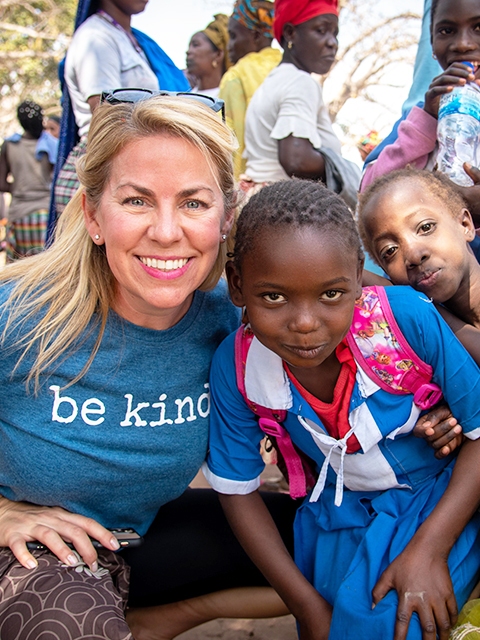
[219,0,281,179]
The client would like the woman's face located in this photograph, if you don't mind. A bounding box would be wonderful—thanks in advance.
[227,17,257,64]
[186,32,221,79]
[432,0,480,75]
[84,133,231,330]
[287,14,338,75]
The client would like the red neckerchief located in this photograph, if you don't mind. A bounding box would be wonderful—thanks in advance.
[285,340,360,453]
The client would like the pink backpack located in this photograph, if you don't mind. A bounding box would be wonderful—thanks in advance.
[234,286,443,499]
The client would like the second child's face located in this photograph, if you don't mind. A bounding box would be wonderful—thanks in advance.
[361,180,475,303]
[228,226,362,372]
[432,0,480,76]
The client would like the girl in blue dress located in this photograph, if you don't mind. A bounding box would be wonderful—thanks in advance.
[204,179,480,640]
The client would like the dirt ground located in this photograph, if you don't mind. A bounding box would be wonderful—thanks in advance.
[184,467,297,639]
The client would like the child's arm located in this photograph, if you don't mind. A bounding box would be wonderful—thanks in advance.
[413,305,480,457]
[219,490,332,640]
[360,107,437,192]
[372,436,480,640]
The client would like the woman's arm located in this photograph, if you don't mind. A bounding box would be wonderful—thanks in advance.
[373,436,480,640]
[278,136,326,181]
[0,496,120,570]
[219,490,332,640]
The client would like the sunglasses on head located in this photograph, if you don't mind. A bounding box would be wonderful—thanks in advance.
[100,88,226,122]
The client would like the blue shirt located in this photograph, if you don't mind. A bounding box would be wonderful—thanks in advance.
[0,280,239,535]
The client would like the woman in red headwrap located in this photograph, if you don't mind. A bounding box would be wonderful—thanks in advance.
[242,0,359,207]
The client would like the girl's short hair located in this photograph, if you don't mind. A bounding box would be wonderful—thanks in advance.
[232,179,363,270]
[357,168,467,261]
[1,96,236,391]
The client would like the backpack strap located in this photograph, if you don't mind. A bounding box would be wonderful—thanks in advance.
[346,286,442,410]
[234,325,314,499]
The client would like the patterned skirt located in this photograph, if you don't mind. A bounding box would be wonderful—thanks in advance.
[0,547,132,640]
[53,139,87,217]
[6,208,49,262]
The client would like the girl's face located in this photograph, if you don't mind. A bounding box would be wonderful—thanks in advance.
[227,226,362,372]
[361,180,476,303]
[84,133,231,330]
[287,14,338,75]
[432,0,480,76]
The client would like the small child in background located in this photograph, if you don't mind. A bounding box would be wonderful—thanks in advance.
[0,101,52,260]
[204,179,480,640]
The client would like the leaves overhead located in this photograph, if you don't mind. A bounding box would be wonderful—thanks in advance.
[327,0,421,122]
[0,0,75,136]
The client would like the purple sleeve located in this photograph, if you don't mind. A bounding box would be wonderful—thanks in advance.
[360,107,438,192]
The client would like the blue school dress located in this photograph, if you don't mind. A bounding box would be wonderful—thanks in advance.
[204,286,480,640]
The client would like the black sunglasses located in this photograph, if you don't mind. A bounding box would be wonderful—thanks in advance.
[100,88,226,122]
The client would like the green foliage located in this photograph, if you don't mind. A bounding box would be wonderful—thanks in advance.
[0,0,76,136]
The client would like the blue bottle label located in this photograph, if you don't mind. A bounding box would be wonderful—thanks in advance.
[439,86,480,121]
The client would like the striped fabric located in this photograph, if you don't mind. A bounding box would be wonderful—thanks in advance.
[6,208,49,261]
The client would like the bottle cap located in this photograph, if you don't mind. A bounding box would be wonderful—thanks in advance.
[462,61,475,72]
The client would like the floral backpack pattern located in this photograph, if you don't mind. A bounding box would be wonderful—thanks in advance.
[345,286,442,410]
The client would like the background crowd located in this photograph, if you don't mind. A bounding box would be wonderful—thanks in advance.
[0,0,479,640]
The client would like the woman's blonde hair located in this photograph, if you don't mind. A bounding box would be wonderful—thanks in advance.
[0,96,237,391]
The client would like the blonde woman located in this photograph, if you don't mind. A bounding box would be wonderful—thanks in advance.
[0,93,295,639]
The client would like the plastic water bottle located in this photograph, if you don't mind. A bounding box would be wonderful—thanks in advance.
[436,62,480,187]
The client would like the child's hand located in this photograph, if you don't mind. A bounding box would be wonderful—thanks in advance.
[413,404,463,459]
[372,541,457,640]
[424,62,477,118]
[297,594,332,640]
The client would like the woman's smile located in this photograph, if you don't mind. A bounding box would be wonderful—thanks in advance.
[84,133,227,329]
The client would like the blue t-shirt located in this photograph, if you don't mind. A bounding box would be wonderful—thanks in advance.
[205,287,480,499]
[0,280,239,535]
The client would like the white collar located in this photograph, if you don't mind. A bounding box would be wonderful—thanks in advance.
[244,336,293,410]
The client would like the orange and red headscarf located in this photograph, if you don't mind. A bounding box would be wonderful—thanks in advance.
[273,0,339,43]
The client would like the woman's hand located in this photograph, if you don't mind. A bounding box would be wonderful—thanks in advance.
[424,63,477,118]
[0,497,120,570]
[413,404,463,458]
[372,541,456,640]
